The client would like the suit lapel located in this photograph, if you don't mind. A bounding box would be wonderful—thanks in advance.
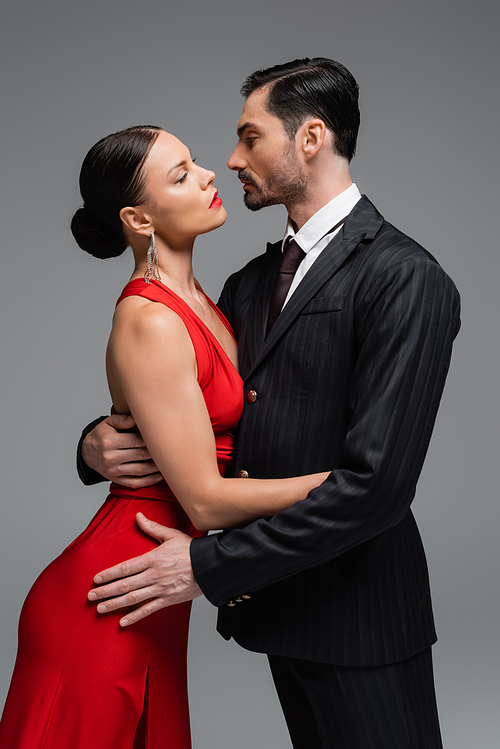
[238,242,281,378]
[245,196,384,379]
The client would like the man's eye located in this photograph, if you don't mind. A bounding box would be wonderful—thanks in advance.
[246,137,256,146]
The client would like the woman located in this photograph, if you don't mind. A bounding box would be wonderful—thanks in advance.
[0,126,328,749]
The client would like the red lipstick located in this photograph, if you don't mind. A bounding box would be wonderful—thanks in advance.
[209,190,223,209]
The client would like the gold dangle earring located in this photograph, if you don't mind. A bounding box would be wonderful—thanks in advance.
[144,231,161,283]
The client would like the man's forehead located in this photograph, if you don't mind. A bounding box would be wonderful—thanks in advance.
[236,89,280,134]
[242,87,269,113]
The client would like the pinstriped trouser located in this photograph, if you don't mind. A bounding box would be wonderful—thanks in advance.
[268,647,443,749]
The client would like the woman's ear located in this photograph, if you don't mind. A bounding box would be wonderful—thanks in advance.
[120,206,153,238]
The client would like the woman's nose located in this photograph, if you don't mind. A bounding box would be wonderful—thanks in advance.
[200,167,215,187]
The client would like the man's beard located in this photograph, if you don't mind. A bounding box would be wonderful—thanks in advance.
[240,143,307,211]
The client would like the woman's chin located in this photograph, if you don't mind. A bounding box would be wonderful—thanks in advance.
[207,205,228,232]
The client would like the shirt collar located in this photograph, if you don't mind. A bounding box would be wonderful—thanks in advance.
[283,183,362,253]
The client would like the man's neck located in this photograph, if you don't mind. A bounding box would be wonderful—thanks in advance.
[287,174,353,231]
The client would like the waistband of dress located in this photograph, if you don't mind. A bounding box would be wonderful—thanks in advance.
[109,481,178,502]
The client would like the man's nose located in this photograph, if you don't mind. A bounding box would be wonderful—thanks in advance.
[227,144,246,171]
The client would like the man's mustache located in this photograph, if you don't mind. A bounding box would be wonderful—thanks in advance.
[238,171,258,187]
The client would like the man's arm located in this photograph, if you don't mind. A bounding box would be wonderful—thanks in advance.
[77,415,109,485]
[88,255,460,622]
[77,413,163,488]
[192,256,461,606]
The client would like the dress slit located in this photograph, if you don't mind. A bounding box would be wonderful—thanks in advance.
[133,668,149,749]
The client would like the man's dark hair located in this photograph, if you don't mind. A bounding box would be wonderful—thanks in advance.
[241,58,360,161]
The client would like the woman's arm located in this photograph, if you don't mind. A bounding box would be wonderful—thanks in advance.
[107,301,328,531]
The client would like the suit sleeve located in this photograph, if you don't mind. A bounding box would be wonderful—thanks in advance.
[191,255,461,606]
[76,415,108,485]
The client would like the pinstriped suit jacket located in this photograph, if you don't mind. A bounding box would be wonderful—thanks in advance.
[191,196,461,667]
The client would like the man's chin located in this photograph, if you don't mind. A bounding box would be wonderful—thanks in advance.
[244,197,265,211]
[243,192,279,211]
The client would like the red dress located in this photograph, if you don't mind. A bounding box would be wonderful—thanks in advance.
[0,279,243,749]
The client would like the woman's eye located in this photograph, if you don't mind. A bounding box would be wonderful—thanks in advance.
[175,157,195,183]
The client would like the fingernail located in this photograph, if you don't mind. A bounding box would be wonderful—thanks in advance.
[88,591,96,601]
[120,618,130,627]
[94,575,102,583]
[97,604,107,613]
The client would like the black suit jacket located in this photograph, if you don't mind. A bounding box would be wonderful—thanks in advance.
[190,196,461,667]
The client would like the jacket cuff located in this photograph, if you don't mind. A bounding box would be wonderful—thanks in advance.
[76,415,108,486]
[190,533,228,607]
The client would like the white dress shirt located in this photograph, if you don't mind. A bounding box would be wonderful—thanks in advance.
[282,183,361,308]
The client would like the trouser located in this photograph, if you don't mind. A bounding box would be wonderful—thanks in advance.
[268,647,443,749]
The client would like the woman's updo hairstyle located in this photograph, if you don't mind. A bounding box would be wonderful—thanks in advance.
[71,125,162,259]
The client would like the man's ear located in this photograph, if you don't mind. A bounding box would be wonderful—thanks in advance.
[119,206,153,238]
[299,118,327,161]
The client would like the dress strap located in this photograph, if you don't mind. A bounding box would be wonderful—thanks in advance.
[115,278,180,308]
[196,285,237,343]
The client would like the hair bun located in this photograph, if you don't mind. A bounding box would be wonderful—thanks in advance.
[70,206,126,259]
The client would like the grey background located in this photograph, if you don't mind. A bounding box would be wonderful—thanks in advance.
[1,0,498,746]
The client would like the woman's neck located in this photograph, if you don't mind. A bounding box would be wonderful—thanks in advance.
[130,237,202,301]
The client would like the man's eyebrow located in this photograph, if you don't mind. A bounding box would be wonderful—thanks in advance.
[237,121,258,137]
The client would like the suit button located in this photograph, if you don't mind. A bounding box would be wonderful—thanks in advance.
[238,469,249,478]
[247,389,257,403]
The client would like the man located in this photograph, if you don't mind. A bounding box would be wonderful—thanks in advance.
[80,58,460,747]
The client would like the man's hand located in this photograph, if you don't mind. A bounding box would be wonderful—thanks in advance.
[82,413,163,488]
[88,513,202,626]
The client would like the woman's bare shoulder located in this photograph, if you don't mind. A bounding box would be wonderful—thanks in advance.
[106,297,197,411]
[111,295,190,346]
[107,296,197,388]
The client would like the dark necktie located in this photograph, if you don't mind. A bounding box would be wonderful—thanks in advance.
[266,237,306,334]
